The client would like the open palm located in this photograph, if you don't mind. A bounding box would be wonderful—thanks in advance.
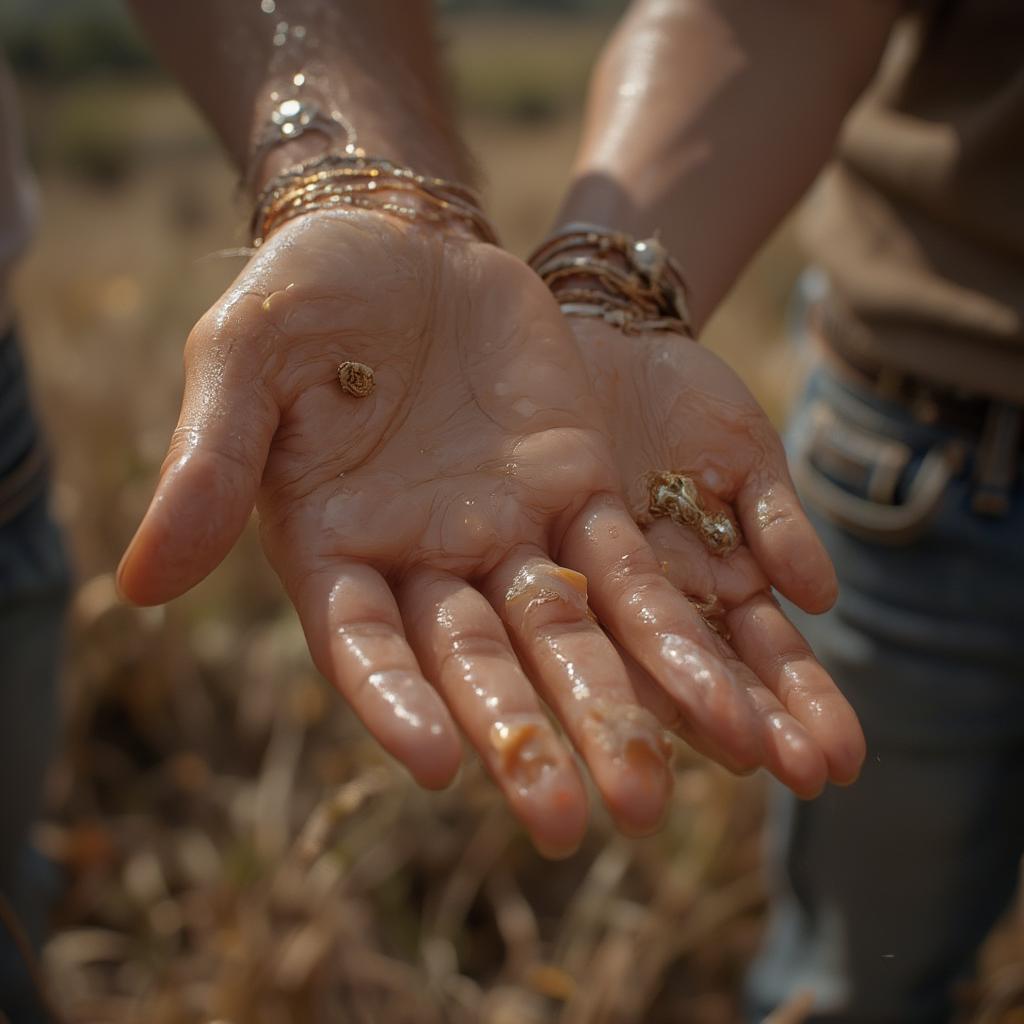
[572,319,865,796]
[119,211,775,853]
[120,211,862,859]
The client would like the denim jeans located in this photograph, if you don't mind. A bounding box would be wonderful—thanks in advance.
[746,360,1024,1023]
[0,325,69,1022]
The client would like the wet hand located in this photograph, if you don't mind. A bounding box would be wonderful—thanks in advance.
[117,210,731,854]
[571,319,865,797]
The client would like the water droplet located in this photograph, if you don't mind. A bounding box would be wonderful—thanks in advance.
[260,0,276,12]
[292,72,306,87]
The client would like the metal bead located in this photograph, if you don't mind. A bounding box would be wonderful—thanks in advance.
[700,514,740,557]
[631,236,667,282]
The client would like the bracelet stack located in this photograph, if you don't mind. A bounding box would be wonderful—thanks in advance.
[527,222,692,337]
[251,152,499,248]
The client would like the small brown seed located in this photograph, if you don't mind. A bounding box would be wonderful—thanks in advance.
[337,360,375,397]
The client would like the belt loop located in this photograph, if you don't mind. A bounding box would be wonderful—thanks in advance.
[971,402,1021,517]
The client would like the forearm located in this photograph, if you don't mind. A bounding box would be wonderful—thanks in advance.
[558,0,901,330]
[128,0,471,192]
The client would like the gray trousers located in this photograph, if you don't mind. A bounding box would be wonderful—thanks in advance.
[747,364,1024,1022]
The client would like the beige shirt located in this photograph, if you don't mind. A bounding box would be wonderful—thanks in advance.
[0,56,36,326]
[805,0,1024,402]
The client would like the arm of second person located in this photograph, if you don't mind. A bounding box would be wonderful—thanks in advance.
[559,0,902,328]
[540,0,903,792]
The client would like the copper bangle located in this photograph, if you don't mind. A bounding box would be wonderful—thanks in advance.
[527,222,692,336]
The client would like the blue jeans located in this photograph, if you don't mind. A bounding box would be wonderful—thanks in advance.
[747,362,1024,1023]
[0,326,69,1022]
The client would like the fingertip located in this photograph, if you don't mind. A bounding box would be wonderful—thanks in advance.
[342,671,464,792]
[793,681,866,787]
[766,530,837,615]
[763,713,830,800]
[793,550,839,615]
[405,727,463,790]
[116,488,176,607]
[787,747,830,801]
[514,762,590,859]
[120,451,259,605]
[739,482,838,614]
[534,837,582,861]
[531,796,588,860]
[610,775,672,838]
[827,723,867,787]
[599,737,674,838]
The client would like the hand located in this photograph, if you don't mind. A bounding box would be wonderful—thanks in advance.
[571,318,866,797]
[118,210,756,854]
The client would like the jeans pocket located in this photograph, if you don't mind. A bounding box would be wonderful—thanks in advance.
[790,380,967,546]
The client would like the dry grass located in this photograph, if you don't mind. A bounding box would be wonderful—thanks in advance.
[7,13,1023,1023]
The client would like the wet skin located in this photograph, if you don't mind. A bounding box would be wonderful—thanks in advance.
[572,320,865,796]
[118,210,864,856]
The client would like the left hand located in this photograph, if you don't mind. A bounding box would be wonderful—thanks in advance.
[570,318,865,797]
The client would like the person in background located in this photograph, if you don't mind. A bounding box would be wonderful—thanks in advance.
[552,0,1023,1018]
[0,55,71,1024]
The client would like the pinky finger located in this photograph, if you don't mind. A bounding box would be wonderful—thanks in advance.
[292,560,462,789]
[735,472,838,615]
[727,592,865,785]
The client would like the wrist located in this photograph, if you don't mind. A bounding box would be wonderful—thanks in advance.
[246,90,473,198]
[555,173,657,245]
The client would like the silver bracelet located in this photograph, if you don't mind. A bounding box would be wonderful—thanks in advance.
[246,96,363,191]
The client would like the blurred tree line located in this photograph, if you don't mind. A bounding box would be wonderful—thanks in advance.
[1,0,621,80]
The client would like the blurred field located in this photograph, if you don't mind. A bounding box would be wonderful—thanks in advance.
[6,10,1024,1023]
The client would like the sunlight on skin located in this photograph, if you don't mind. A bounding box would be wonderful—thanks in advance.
[118,210,863,856]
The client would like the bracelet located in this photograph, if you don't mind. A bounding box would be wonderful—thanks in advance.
[251,152,500,247]
[527,222,692,337]
[245,95,364,194]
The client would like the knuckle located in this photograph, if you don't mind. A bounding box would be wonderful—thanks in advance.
[437,633,512,677]
[602,551,663,594]
[334,618,399,640]
[531,617,599,646]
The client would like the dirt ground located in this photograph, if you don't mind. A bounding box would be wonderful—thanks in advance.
[7,13,1024,1023]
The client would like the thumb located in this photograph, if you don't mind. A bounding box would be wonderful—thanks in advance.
[118,317,279,605]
